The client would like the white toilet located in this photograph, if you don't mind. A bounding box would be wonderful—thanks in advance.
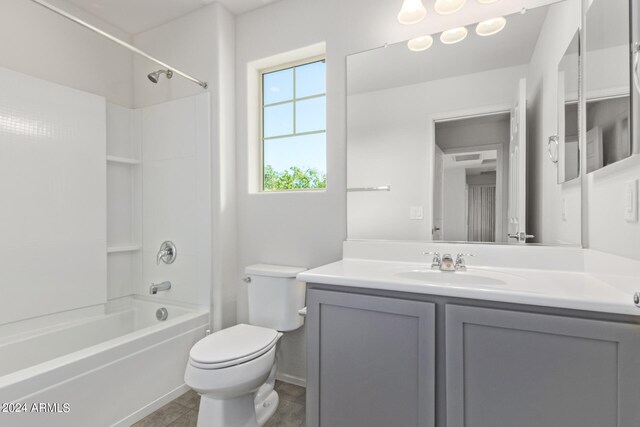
[185,264,307,427]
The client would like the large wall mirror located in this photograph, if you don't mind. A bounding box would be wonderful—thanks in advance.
[347,0,583,245]
[584,0,635,174]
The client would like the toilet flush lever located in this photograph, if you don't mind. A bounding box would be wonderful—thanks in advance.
[298,307,307,317]
[634,292,640,308]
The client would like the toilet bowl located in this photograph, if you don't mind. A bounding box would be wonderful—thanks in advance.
[185,264,306,427]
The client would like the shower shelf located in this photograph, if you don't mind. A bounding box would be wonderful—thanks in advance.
[107,155,141,165]
[107,245,142,254]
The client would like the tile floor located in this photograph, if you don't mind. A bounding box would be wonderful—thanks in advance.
[132,381,305,427]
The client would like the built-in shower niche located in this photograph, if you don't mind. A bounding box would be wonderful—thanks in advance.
[106,95,212,306]
[106,103,143,300]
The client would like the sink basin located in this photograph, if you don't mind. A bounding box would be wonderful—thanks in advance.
[394,269,509,286]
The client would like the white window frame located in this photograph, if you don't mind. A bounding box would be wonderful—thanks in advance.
[259,55,326,192]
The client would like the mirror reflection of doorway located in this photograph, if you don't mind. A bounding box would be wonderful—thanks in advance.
[433,113,510,243]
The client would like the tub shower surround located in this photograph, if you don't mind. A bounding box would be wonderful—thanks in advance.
[0,65,107,325]
[0,65,212,426]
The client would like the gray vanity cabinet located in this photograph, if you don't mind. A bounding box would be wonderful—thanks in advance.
[306,288,436,427]
[445,305,640,427]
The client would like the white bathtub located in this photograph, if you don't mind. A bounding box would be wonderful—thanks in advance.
[0,296,209,427]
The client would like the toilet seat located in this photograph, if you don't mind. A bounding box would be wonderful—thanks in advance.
[189,324,279,370]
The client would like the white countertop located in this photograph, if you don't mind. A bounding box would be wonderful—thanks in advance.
[298,258,640,316]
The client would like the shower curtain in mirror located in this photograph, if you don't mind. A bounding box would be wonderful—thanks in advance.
[467,184,496,242]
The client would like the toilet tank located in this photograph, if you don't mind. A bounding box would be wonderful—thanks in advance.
[245,264,307,332]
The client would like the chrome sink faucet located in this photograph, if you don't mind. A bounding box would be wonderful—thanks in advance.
[424,251,442,269]
[423,252,475,271]
[149,281,172,295]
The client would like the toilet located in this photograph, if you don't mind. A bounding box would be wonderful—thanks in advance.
[185,264,307,427]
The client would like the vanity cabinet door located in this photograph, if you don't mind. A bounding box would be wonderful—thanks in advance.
[307,288,436,427]
[446,305,640,427]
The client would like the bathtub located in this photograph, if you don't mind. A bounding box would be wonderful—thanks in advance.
[0,296,209,427]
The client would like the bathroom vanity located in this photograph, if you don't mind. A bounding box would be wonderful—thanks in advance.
[299,244,640,427]
[324,0,640,423]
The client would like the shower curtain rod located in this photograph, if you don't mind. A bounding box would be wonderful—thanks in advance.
[29,0,208,89]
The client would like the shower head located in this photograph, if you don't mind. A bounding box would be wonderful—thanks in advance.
[147,69,173,84]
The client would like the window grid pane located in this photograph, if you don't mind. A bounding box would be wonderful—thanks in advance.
[261,58,326,191]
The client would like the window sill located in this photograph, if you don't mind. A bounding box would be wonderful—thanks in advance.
[251,188,328,195]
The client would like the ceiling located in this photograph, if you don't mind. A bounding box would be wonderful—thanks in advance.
[60,0,281,34]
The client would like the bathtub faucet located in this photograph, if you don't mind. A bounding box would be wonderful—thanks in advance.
[149,281,172,295]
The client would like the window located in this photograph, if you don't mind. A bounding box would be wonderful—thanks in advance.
[261,57,326,191]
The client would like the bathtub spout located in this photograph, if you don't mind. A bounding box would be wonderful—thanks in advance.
[149,281,172,295]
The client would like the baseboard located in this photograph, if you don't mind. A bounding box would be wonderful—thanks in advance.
[111,383,191,427]
[276,372,307,388]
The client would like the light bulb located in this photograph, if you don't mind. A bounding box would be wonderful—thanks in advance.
[397,0,427,25]
[440,27,468,44]
[407,35,434,52]
[435,0,466,15]
[476,17,507,36]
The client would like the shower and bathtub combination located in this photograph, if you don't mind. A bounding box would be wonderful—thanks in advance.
[0,2,214,425]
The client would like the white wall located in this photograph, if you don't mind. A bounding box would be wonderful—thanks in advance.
[525,0,582,245]
[347,66,525,240]
[139,94,212,306]
[133,3,237,329]
[0,0,133,107]
[587,156,640,259]
[582,41,639,259]
[0,66,107,325]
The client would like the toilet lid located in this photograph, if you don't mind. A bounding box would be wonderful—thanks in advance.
[189,324,279,367]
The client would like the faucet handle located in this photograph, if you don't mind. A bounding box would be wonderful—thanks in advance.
[157,241,177,265]
[423,251,441,268]
[455,253,475,270]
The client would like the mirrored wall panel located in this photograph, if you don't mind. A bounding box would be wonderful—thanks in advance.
[347,0,582,246]
[585,0,634,174]
[558,31,580,183]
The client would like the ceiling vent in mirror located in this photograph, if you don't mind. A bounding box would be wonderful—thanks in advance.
[455,154,482,162]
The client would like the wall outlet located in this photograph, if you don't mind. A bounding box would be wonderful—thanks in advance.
[410,206,424,220]
[624,179,638,223]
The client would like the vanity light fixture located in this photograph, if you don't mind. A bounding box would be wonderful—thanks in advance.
[408,35,434,51]
[440,27,468,44]
[397,0,427,25]
[476,17,507,36]
[434,0,466,15]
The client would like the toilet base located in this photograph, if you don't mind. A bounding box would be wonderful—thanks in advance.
[198,394,259,427]
[196,389,280,427]
[255,390,279,426]
[196,363,280,427]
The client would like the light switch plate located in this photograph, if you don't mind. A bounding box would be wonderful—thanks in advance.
[624,179,638,223]
[410,206,424,220]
